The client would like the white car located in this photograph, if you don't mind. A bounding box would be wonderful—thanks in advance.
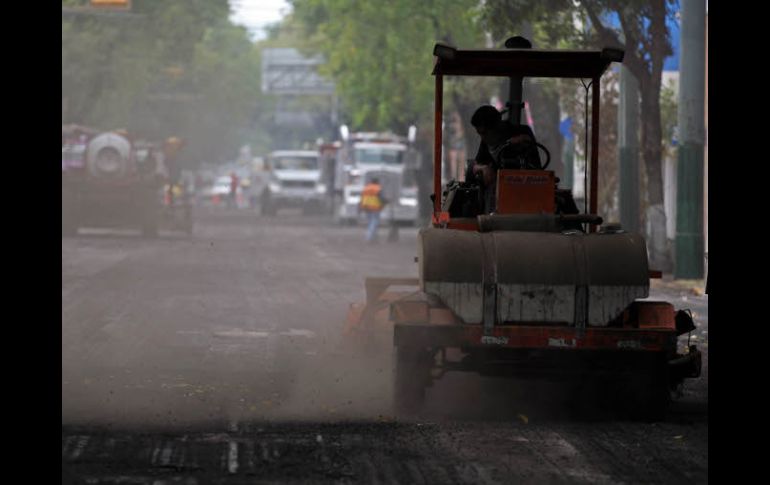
[201,175,241,206]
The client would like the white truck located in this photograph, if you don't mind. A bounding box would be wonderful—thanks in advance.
[260,150,328,216]
[331,127,420,226]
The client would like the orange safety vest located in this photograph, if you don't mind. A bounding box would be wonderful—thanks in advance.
[359,183,384,212]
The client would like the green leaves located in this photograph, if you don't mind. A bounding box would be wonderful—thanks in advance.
[290,0,485,132]
[62,0,262,166]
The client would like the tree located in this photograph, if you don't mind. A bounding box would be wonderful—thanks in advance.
[289,0,490,217]
[290,0,486,133]
[582,0,676,269]
[62,0,266,168]
[561,70,621,221]
[480,1,585,183]
[480,0,678,268]
[182,19,264,165]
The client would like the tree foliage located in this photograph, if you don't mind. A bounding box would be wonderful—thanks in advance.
[561,70,620,221]
[289,0,487,133]
[62,0,264,166]
[288,0,500,219]
[479,0,678,267]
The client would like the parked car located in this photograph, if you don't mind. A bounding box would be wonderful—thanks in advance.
[200,175,239,206]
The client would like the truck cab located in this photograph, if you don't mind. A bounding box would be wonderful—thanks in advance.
[261,150,327,216]
[333,130,420,226]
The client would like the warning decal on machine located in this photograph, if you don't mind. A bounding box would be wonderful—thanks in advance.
[548,337,577,348]
[504,175,551,185]
[481,335,509,345]
[617,340,642,349]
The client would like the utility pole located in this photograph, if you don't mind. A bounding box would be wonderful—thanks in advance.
[504,35,532,126]
[560,117,574,193]
[618,66,640,232]
[675,0,706,279]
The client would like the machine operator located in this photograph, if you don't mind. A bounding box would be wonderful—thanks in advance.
[469,105,542,213]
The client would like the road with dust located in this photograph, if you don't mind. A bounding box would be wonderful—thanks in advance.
[62,209,708,484]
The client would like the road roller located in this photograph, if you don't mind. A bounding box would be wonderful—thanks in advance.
[343,36,701,419]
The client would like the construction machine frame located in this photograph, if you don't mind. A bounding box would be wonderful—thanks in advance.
[344,38,701,419]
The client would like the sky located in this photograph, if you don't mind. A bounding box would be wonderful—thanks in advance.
[229,0,291,41]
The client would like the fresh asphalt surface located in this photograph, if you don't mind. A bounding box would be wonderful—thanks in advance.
[62,207,708,484]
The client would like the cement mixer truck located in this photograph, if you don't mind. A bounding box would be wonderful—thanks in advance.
[343,37,701,420]
[62,127,192,236]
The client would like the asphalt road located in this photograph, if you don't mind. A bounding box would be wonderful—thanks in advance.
[62,208,708,484]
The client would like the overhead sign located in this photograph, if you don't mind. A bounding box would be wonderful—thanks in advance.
[261,48,335,95]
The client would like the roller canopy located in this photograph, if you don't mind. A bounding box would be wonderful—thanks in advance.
[432,43,624,78]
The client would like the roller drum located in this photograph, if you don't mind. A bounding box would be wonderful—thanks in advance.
[418,228,649,326]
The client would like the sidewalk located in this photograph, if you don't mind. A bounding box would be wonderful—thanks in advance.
[650,274,707,296]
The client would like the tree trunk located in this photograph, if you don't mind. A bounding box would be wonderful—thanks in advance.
[528,81,563,179]
[451,91,481,179]
[579,0,673,268]
[639,77,672,271]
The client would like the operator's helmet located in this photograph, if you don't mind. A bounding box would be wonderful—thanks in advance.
[471,105,502,132]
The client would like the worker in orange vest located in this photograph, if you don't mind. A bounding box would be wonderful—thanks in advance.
[359,177,388,243]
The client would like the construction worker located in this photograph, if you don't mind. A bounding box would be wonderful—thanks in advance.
[470,105,542,213]
[228,172,239,209]
[359,177,388,243]
[163,137,184,206]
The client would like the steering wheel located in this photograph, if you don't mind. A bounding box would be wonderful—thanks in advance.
[497,140,552,171]
[535,141,551,170]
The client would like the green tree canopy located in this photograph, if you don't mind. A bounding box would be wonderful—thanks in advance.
[62,0,265,166]
[290,0,487,133]
[480,0,678,268]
